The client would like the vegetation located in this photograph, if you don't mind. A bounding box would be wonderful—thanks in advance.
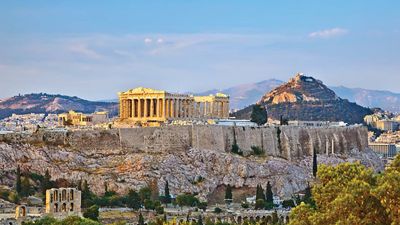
[250,104,268,125]
[312,148,317,178]
[22,216,101,225]
[83,205,99,221]
[265,181,273,205]
[176,193,200,208]
[224,184,233,204]
[289,155,400,225]
[162,181,172,205]
[251,146,264,156]
[255,184,265,201]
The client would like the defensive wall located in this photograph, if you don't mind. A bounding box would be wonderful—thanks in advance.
[0,125,368,161]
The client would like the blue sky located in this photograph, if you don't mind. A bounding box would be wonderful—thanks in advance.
[0,0,399,100]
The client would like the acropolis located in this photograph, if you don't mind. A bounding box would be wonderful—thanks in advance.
[118,87,229,125]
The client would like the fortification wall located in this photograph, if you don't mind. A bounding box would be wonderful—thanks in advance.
[0,125,368,160]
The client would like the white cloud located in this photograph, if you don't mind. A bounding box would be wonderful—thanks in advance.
[309,28,348,38]
[68,43,102,59]
[144,38,153,44]
[157,38,164,44]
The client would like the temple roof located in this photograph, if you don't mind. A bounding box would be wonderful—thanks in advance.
[119,87,167,95]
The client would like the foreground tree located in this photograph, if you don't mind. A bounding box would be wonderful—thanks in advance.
[289,161,395,225]
[250,104,268,125]
[265,181,273,204]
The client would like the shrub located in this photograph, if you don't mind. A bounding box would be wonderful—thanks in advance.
[214,207,222,214]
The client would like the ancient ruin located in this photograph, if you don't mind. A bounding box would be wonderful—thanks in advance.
[45,188,81,218]
[118,87,229,125]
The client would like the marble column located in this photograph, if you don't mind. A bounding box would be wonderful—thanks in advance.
[162,98,166,118]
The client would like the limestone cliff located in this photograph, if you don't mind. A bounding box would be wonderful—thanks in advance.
[0,126,383,200]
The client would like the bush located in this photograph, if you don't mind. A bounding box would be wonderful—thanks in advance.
[241,202,249,209]
[214,207,222,214]
[282,199,295,208]
[251,146,264,156]
[83,205,99,221]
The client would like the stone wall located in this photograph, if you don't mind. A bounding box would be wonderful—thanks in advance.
[0,125,368,160]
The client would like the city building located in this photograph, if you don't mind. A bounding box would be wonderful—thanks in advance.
[286,120,347,127]
[375,120,398,132]
[118,87,229,125]
[369,143,397,158]
[58,111,108,126]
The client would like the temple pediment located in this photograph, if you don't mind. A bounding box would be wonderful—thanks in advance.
[122,87,166,95]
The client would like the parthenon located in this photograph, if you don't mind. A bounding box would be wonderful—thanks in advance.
[118,87,229,124]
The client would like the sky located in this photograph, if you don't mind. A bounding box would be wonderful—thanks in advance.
[0,0,399,100]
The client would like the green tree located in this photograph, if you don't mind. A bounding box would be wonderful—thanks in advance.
[255,184,265,201]
[224,184,233,204]
[289,162,391,225]
[83,205,99,221]
[127,189,141,210]
[139,186,152,205]
[255,199,265,210]
[41,169,52,196]
[81,180,93,208]
[176,193,199,208]
[250,104,268,126]
[21,176,31,197]
[16,165,22,195]
[265,181,273,204]
[164,181,171,205]
[138,213,145,225]
[312,148,318,178]
[197,215,203,225]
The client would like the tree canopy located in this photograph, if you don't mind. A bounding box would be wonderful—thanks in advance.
[289,155,400,225]
[250,104,268,125]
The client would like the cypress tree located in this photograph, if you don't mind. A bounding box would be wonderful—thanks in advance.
[250,104,268,126]
[313,148,318,178]
[21,177,31,197]
[198,214,203,225]
[41,169,51,195]
[164,181,171,204]
[255,184,265,201]
[16,166,22,195]
[225,184,233,203]
[266,181,273,204]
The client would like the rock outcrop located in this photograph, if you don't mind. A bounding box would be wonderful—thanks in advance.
[0,126,383,201]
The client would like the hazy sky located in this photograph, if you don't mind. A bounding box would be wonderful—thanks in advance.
[1,0,399,100]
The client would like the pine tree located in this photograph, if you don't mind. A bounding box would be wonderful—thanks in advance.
[255,184,265,201]
[313,148,318,178]
[138,213,145,225]
[21,177,31,197]
[81,180,92,208]
[164,181,171,205]
[16,166,22,196]
[266,181,273,204]
[225,184,233,203]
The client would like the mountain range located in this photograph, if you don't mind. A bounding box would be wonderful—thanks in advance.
[0,93,118,119]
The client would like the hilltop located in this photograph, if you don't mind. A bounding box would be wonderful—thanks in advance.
[0,93,118,119]
[232,73,373,124]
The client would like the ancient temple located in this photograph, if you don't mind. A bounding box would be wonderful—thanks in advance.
[118,87,229,124]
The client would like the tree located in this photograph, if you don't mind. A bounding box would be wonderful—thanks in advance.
[21,176,31,197]
[224,184,233,204]
[265,182,273,204]
[83,205,99,221]
[255,184,265,201]
[139,186,152,205]
[41,169,52,196]
[197,215,203,225]
[16,166,22,195]
[164,181,171,205]
[138,213,145,225]
[312,148,318,178]
[176,193,199,208]
[289,162,391,225]
[126,189,141,210]
[255,199,265,210]
[250,104,268,126]
[81,180,93,208]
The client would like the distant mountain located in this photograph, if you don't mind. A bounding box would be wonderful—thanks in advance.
[232,73,372,124]
[197,79,284,110]
[330,86,400,113]
[0,93,118,119]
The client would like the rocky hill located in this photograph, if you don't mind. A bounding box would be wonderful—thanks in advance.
[0,126,383,201]
[0,93,118,119]
[233,74,373,124]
